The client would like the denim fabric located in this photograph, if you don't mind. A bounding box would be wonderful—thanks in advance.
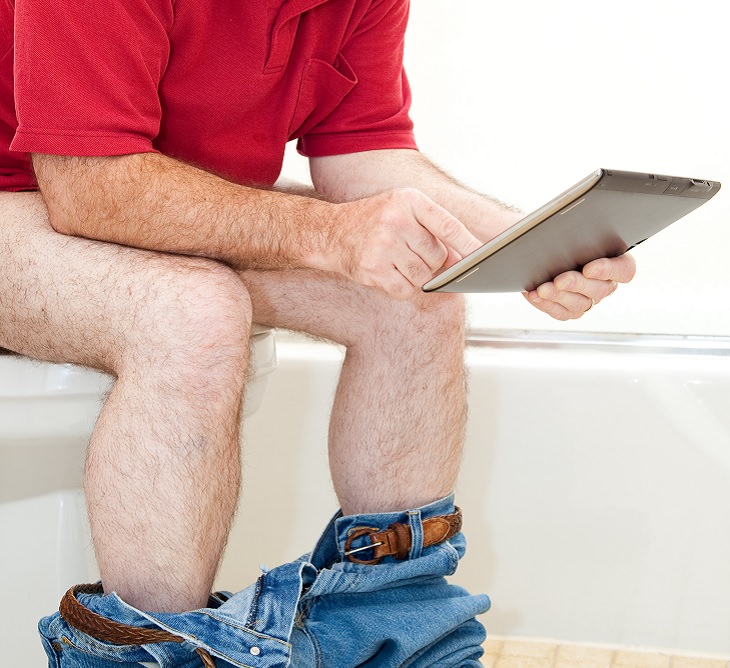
[290,495,490,667]
[38,566,304,667]
[38,495,490,667]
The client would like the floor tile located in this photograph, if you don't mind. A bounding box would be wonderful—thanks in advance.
[482,655,498,668]
[494,657,553,668]
[500,639,557,660]
[609,649,671,668]
[670,657,729,668]
[482,636,729,668]
[554,642,614,668]
[483,638,504,657]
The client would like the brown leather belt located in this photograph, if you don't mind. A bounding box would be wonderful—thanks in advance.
[343,507,462,564]
[59,583,216,667]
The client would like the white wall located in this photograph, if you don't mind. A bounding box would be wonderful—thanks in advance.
[283,0,729,336]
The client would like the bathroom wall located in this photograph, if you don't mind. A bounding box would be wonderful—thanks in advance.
[282,0,730,337]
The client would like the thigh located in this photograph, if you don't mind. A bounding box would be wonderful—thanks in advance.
[0,191,235,372]
[0,191,459,367]
[240,267,465,348]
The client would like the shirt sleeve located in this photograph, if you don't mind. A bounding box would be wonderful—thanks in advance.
[297,0,418,157]
[11,0,172,156]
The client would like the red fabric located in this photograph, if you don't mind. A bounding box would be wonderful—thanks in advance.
[1,0,417,191]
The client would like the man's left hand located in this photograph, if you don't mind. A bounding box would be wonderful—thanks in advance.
[523,253,636,321]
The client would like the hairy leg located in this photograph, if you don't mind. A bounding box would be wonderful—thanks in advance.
[241,268,468,515]
[0,193,250,612]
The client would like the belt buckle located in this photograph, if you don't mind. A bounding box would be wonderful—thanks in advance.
[343,527,384,565]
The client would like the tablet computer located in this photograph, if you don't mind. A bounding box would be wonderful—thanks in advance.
[422,168,721,293]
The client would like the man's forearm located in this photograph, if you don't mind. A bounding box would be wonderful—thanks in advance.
[310,149,523,243]
[33,152,337,271]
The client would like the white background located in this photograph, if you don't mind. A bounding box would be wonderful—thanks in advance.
[284,0,730,336]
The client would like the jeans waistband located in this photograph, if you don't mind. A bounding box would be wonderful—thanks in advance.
[43,495,475,667]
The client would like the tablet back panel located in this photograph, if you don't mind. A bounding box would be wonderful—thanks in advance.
[423,169,721,293]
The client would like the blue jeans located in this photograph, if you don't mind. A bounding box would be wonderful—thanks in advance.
[39,495,490,667]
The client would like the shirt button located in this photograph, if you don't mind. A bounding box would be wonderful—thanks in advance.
[250,646,261,656]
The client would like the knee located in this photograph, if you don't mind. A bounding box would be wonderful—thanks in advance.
[120,259,252,386]
[413,292,466,335]
[380,291,466,342]
[345,290,466,354]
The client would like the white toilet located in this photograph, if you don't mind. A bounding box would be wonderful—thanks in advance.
[0,325,276,666]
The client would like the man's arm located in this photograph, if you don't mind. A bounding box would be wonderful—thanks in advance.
[310,149,523,241]
[311,149,637,319]
[34,153,330,268]
[32,152,483,299]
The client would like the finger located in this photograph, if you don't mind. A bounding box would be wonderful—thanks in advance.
[582,252,636,283]
[536,279,595,314]
[378,264,421,300]
[409,190,482,259]
[393,251,440,289]
[522,290,577,321]
[441,246,462,270]
[354,239,425,298]
[552,270,619,304]
[406,231,450,273]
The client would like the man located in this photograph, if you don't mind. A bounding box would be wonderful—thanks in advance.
[1,0,634,666]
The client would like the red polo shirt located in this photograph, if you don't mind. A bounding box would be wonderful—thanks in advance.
[1,0,417,191]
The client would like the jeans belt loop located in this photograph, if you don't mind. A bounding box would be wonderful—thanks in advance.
[407,509,424,561]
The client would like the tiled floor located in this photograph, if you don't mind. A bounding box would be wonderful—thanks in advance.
[483,637,730,668]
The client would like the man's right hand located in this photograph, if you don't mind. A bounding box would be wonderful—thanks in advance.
[328,188,482,299]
